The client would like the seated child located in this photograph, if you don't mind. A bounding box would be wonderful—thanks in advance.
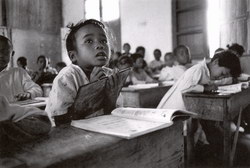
[45,19,120,126]
[158,50,240,109]
[16,56,33,76]
[0,96,51,145]
[163,52,175,67]
[32,55,57,85]
[158,50,250,164]
[117,56,133,87]
[129,54,155,84]
[122,43,132,57]
[159,45,190,81]
[149,49,164,75]
[0,35,42,102]
[117,56,133,70]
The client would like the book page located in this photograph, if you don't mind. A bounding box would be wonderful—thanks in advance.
[71,115,172,139]
[111,108,195,123]
[217,82,249,94]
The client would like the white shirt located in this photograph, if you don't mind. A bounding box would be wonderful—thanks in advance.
[159,65,187,82]
[157,59,211,110]
[0,67,43,102]
[0,95,47,122]
[45,64,113,119]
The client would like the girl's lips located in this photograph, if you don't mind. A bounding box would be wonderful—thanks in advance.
[96,52,108,60]
[96,52,106,57]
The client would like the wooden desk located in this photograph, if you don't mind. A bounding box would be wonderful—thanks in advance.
[1,121,184,168]
[183,87,250,166]
[121,85,172,108]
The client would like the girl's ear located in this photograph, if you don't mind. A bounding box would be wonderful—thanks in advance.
[68,51,77,63]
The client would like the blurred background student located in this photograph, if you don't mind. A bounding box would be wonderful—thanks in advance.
[129,53,155,84]
[16,56,33,76]
[32,55,57,85]
[149,49,164,75]
[159,45,190,82]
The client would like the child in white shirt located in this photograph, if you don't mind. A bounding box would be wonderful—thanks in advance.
[159,45,190,82]
[45,19,120,126]
[0,35,42,102]
[158,50,250,164]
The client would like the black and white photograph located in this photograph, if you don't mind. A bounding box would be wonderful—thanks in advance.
[1,0,250,167]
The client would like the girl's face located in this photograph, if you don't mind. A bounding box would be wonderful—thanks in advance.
[72,24,109,70]
[134,57,144,68]
[210,59,231,80]
[37,58,46,69]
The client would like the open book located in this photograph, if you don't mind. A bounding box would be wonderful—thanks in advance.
[217,82,249,95]
[71,107,196,139]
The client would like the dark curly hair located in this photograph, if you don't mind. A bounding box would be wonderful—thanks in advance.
[66,19,107,54]
[211,50,241,77]
[226,43,245,57]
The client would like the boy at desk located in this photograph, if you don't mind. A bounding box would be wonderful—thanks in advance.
[0,35,42,102]
[45,19,122,126]
[158,50,240,110]
[158,50,250,164]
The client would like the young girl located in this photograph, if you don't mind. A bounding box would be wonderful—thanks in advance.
[45,19,120,126]
[129,54,155,84]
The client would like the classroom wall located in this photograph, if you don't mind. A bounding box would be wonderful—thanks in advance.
[120,0,172,62]
[5,0,62,70]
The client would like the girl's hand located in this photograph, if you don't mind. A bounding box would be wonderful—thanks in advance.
[14,92,31,101]
[90,67,106,82]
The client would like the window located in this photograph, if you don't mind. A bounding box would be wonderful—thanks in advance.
[85,0,119,22]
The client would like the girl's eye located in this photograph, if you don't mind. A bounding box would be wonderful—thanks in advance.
[85,39,93,44]
[100,39,107,44]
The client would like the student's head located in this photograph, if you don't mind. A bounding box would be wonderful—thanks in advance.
[123,43,131,53]
[153,49,161,61]
[226,43,245,57]
[37,55,47,70]
[17,57,27,69]
[56,62,67,72]
[135,46,145,57]
[117,56,133,70]
[66,19,110,70]
[174,45,191,65]
[131,53,144,69]
[0,35,14,71]
[164,52,175,67]
[209,50,241,80]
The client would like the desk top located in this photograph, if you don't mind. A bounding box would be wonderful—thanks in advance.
[1,122,184,168]
[122,85,172,92]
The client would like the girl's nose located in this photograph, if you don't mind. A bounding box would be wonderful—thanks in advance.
[95,45,104,50]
